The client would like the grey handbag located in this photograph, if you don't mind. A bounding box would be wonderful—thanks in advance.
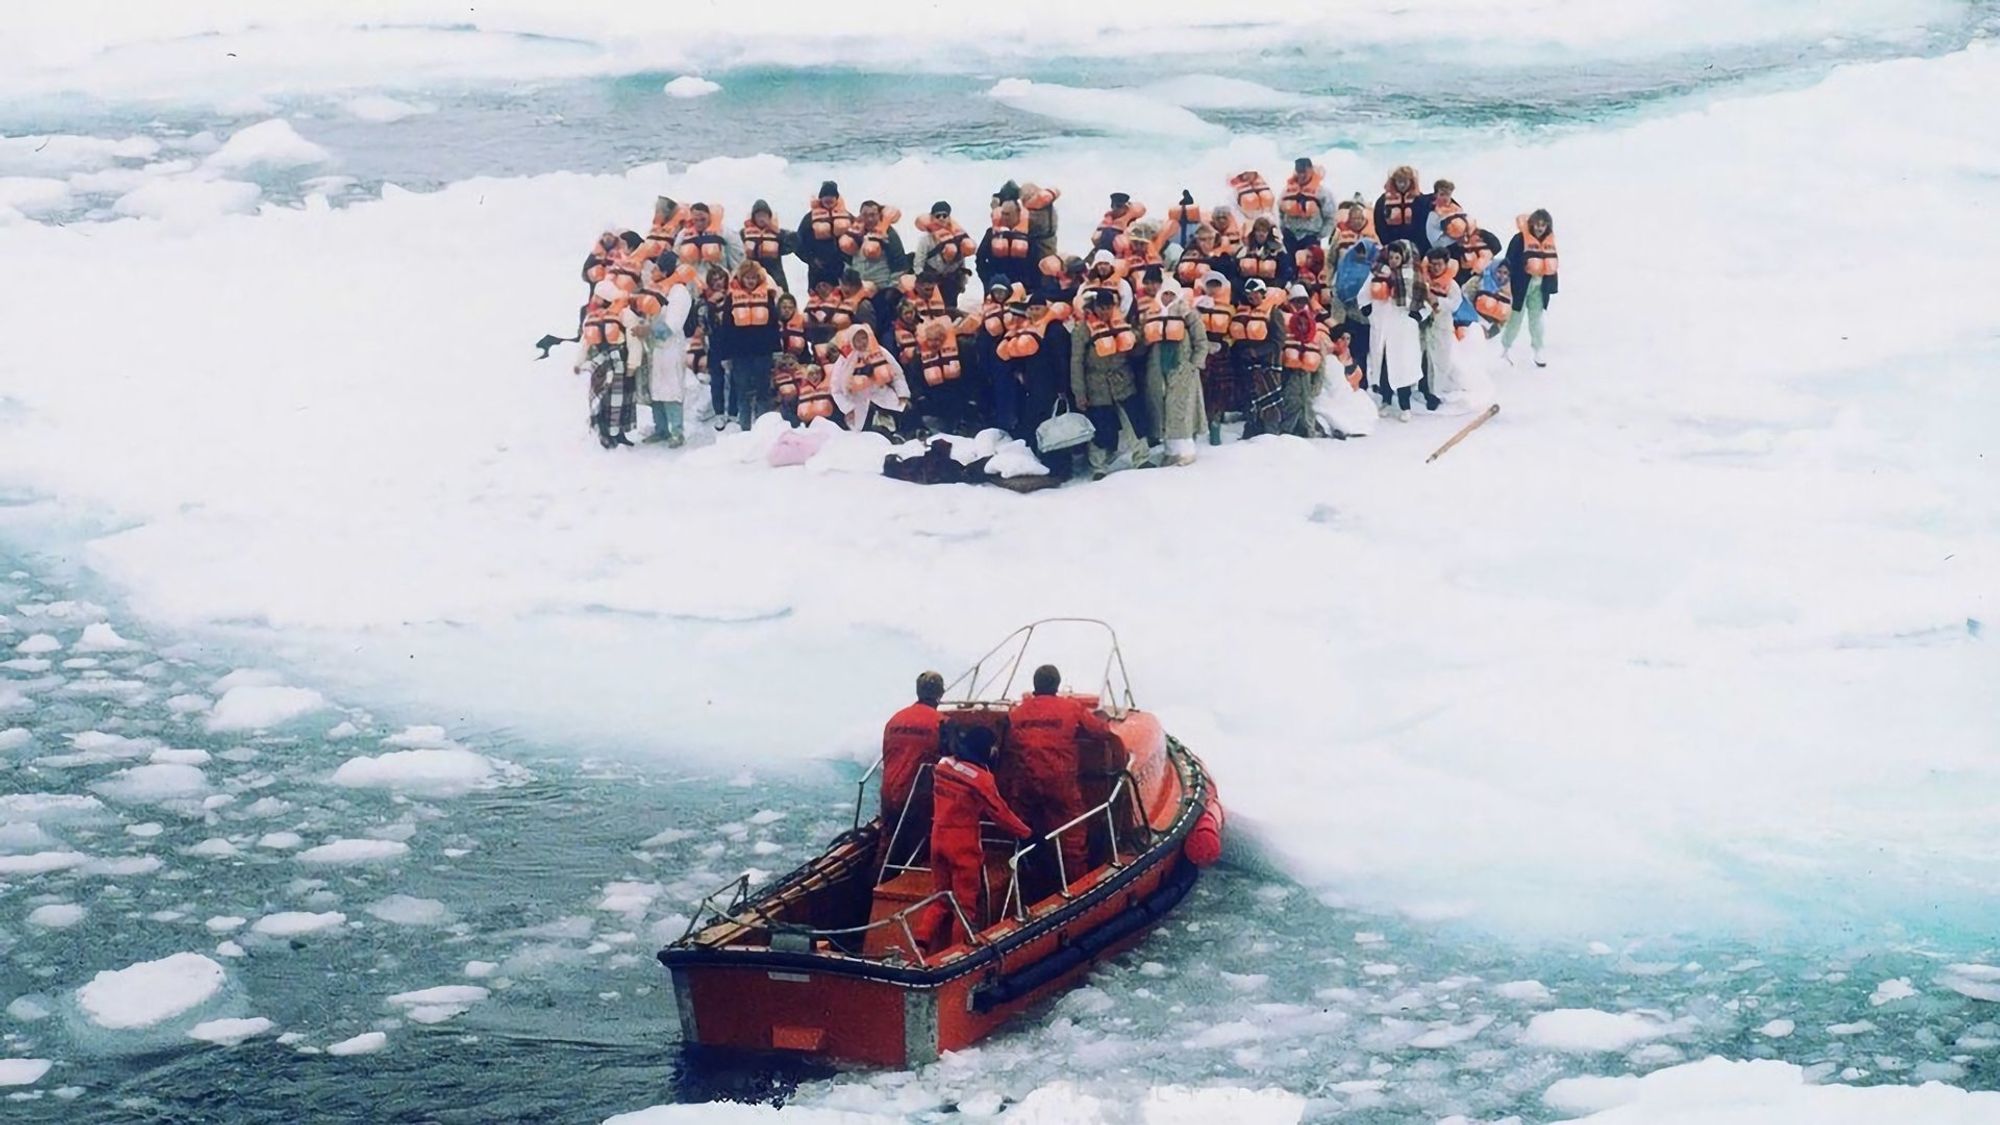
[1034,396,1096,452]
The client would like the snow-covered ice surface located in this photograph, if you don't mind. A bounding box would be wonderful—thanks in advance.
[2,2,1998,1121]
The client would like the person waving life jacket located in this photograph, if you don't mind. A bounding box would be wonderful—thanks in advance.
[1229,170,1275,218]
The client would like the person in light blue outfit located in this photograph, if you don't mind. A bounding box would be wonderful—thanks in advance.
[1332,204,1381,384]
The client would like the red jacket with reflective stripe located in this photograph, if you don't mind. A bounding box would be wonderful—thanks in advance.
[932,756,1032,850]
[882,702,942,816]
[1004,692,1112,782]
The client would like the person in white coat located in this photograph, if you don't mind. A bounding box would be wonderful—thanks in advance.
[827,325,912,436]
[1363,240,1428,422]
[1312,324,1377,438]
[642,278,696,446]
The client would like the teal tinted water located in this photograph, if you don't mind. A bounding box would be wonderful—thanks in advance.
[3,541,1997,1123]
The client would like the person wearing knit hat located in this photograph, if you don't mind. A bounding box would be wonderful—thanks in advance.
[739,197,798,294]
[796,181,855,290]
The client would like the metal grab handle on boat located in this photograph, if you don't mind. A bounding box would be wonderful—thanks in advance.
[1003,776,1128,921]
[788,889,984,967]
[851,758,883,831]
[676,873,754,943]
[877,762,937,884]
[944,618,1137,714]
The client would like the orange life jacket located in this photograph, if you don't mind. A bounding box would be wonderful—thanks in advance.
[741,222,784,263]
[830,284,874,328]
[896,275,950,318]
[1199,300,1235,341]
[1139,298,1188,345]
[807,199,855,242]
[1474,287,1512,325]
[916,215,974,264]
[1280,333,1324,372]
[688,329,708,374]
[1230,171,1274,214]
[795,364,835,421]
[1380,188,1416,228]
[628,287,667,319]
[997,321,1047,360]
[917,337,962,386]
[1237,240,1283,280]
[839,206,901,259]
[1228,306,1273,343]
[1280,167,1324,220]
[779,312,809,356]
[978,301,1009,338]
[728,279,776,327]
[1085,315,1137,357]
[1173,247,1214,286]
[1293,243,1326,282]
[850,350,896,393]
[988,224,1032,259]
[581,301,628,349]
[772,363,800,401]
[1424,264,1456,300]
[1520,220,1559,276]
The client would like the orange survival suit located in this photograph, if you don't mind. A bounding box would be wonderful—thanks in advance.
[922,753,1031,952]
[881,700,943,854]
[1005,690,1112,883]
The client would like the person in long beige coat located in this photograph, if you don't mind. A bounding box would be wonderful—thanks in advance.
[1141,282,1213,466]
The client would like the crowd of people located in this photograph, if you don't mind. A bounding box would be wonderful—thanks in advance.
[563,162,1559,478]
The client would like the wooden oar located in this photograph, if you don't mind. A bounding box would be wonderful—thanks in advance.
[1426,403,1500,463]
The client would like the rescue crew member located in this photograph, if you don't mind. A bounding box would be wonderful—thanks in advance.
[1005,664,1112,886]
[882,671,948,859]
[921,726,1031,953]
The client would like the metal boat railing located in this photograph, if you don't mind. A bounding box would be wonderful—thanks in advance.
[944,618,1137,715]
[876,762,935,884]
[1001,776,1132,921]
[784,889,985,967]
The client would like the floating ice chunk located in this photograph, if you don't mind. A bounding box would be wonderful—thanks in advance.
[0,822,57,851]
[203,119,329,171]
[207,684,326,732]
[327,1030,388,1056]
[598,881,664,921]
[92,762,208,804]
[662,76,721,98]
[84,854,162,877]
[0,176,72,215]
[75,952,226,1029]
[73,622,135,651]
[205,916,246,933]
[330,747,497,797]
[325,721,360,740]
[364,895,452,926]
[1940,965,2000,1002]
[114,174,261,223]
[151,747,211,766]
[0,728,29,752]
[189,1016,274,1045]
[1827,1019,1877,1036]
[166,694,211,714]
[251,911,346,937]
[297,839,407,865]
[1140,73,1297,110]
[257,831,304,850]
[215,941,244,958]
[640,828,692,848]
[748,810,785,826]
[15,633,59,654]
[386,985,488,1024]
[1869,978,1916,1006]
[1409,1014,1494,1049]
[383,725,451,748]
[0,851,88,875]
[7,996,52,1022]
[1220,972,1268,992]
[1141,1085,1306,1123]
[1524,1009,1681,1052]
[342,95,433,123]
[0,794,105,823]
[463,961,499,979]
[606,1104,899,1124]
[1497,980,1554,1003]
[0,1059,52,1087]
[987,78,1225,139]
[1184,1020,1265,1049]
[27,903,86,929]
[1542,1056,2000,1121]
[1362,963,1400,977]
[1758,1018,1796,1038]
[0,133,157,176]
[750,840,782,855]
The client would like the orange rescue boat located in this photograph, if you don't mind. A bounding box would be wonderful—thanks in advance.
[657,619,1222,1067]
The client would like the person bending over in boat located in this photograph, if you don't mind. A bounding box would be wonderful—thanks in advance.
[1006,665,1113,887]
[921,727,1032,954]
[881,671,948,860]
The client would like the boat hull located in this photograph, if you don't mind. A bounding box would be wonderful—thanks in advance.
[660,734,1211,1067]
